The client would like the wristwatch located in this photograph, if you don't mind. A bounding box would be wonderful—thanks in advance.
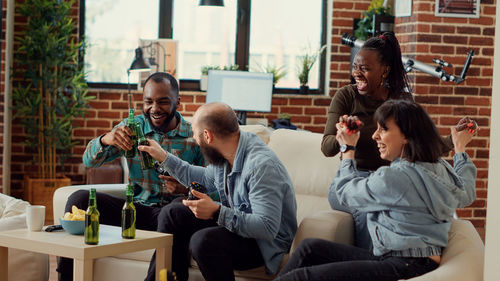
[340,144,356,153]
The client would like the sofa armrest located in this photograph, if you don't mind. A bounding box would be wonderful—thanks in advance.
[291,210,354,253]
[53,184,127,222]
[406,219,484,281]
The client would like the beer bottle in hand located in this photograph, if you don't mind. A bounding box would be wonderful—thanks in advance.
[84,188,100,245]
[124,108,137,158]
[136,123,155,170]
[121,184,136,239]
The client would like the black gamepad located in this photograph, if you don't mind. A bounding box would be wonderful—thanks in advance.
[154,161,170,176]
[187,181,208,200]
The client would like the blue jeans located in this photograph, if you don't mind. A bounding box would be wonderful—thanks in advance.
[274,239,439,281]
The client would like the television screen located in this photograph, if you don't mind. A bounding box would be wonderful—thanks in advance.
[206,70,273,112]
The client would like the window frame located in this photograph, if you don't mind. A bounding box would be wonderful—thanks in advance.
[80,0,328,95]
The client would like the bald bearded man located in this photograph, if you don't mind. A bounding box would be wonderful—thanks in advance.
[139,102,298,281]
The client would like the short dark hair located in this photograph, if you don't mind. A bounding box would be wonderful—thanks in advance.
[143,72,179,97]
[374,99,446,163]
[362,32,411,98]
[200,104,239,138]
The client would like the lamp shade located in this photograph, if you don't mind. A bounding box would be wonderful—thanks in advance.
[129,47,151,72]
[199,0,224,6]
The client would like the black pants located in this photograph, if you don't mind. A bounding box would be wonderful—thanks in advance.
[274,238,439,281]
[57,189,162,281]
[144,201,264,281]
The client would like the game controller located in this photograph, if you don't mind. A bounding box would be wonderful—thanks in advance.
[456,117,478,134]
[154,161,170,176]
[339,115,364,135]
[187,181,208,200]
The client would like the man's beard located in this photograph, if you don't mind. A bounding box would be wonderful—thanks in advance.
[199,138,226,166]
[143,108,177,132]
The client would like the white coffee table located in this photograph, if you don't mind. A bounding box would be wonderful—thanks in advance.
[0,224,172,281]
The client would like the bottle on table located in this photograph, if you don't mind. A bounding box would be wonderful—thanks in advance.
[121,184,136,239]
[124,108,137,158]
[84,188,100,245]
[136,122,155,170]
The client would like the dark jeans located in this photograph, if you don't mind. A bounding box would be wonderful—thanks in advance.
[144,201,264,281]
[274,238,439,281]
[57,189,162,281]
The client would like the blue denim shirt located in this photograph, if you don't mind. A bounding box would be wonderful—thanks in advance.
[83,112,205,206]
[330,152,476,257]
[160,130,298,274]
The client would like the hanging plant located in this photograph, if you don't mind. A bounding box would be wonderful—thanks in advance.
[12,0,94,179]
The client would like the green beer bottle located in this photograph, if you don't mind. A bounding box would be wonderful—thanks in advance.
[136,123,155,170]
[121,184,136,239]
[84,188,100,245]
[124,108,137,158]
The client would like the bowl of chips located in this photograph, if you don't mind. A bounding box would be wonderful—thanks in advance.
[60,205,85,235]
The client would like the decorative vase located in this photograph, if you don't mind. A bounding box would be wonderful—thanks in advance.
[299,85,309,95]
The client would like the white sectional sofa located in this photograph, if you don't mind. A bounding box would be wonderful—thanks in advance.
[53,126,484,281]
[0,193,49,281]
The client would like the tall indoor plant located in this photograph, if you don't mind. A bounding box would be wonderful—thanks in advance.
[12,0,93,215]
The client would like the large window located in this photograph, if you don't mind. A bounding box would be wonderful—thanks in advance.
[82,0,327,92]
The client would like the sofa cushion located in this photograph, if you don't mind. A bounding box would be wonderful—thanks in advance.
[240,125,272,144]
[267,129,340,198]
[0,193,29,219]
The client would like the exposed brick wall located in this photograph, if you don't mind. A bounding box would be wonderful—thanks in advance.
[5,0,495,238]
[394,0,494,232]
[0,0,6,193]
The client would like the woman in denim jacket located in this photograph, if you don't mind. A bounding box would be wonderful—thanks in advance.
[275,99,477,281]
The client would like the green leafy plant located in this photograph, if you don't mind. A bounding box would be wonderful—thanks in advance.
[12,0,94,179]
[201,65,221,75]
[266,65,287,86]
[297,45,326,86]
[355,6,392,40]
[253,64,287,86]
[222,64,240,71]
[201,64,239,75]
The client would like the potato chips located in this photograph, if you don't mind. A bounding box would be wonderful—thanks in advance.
[62,205,85,221]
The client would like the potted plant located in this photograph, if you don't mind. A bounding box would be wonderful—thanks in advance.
[253,63,287,87]
[12,0,93,220]
[355,1,392,40]
[297,46,326,94]
[200,64,240,91]
[200,65,220,91]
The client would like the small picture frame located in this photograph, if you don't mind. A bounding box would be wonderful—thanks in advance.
[395,0,412,17]
[435,0,480,18]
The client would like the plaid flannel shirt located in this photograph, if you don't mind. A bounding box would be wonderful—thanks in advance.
[82,112,205,206]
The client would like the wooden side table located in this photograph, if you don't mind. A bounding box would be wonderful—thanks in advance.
[0,225,172,281]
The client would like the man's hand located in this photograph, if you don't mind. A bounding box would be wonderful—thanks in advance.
[159,175,188,194]
[101,126,134,151]
[183,190,220,220]
[137,139,168,162]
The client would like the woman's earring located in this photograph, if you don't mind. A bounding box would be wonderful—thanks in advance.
[380,75,387,87]
[400,144,405,159]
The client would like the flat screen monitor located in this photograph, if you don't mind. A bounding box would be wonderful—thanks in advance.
[206,70,273,124]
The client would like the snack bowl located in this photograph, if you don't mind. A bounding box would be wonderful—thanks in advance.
[60,219,85,235]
